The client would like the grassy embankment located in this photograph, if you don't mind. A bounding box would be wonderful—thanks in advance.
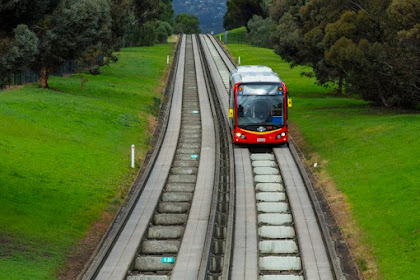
[216,26,247,44]
[0,43,174,279]
[218,31,419,279]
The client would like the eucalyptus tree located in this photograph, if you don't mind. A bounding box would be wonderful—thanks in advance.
[30,0,112,88]
[0,0,59,77]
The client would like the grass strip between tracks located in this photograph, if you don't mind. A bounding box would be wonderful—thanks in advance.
[0,43,174,279]
[222,41,420,279]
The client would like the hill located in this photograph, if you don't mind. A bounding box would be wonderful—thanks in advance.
[173,0,226,34]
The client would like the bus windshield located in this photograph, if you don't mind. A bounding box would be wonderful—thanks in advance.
[237,95,284,130]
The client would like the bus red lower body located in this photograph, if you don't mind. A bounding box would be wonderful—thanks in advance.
[232,128,288,144]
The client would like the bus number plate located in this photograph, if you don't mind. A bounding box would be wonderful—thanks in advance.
[257,138,266,142]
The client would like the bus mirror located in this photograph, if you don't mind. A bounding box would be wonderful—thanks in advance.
[229,109,234,118]
[288,98,292,107]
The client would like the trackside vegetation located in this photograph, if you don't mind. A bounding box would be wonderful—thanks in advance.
[224,0,420,109]
[0,0,175,88]
[222,41,420,279]
[0,43,174,279]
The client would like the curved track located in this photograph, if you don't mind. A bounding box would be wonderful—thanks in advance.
[80,34,344,280]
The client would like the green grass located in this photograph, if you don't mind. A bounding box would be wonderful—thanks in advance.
[215,26,247,44]
[0,43,174,279]
[225,42,420,279]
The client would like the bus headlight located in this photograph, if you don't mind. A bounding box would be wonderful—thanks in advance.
[235,132,246,139]
[277,132,287,139]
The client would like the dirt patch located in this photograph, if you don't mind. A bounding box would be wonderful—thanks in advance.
[0,234,33,259]
[0,234,17,257]
[57,209,117,280]
[289,122,379,280]
[147,115,157,135]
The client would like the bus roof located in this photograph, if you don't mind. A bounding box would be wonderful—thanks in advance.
[236,65,273,73]
[230,65,282,85]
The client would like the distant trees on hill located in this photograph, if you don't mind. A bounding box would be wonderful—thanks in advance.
[0,0,174,88]
[174,13,201,34]
[225,0,420,109]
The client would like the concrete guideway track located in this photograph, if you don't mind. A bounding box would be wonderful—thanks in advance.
[92,35,186,280]
[82,33,343,280]
[127,35,215,279]
[169,34,216,279]
[274,148,333,279]
[201,34,341,279]
[83,34,220,280]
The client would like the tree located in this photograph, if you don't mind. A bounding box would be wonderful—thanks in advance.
[224,0,263,30]
[129,0,174,46]
[137,21,158,46]
[156,20,174,43]
[0,0,59,77]
[270,0,419,108]
[159,0,174,26]
[247,15,275,48]
[30,0,112,88]
[134,0,160,26]
[0,25,38,78]
[110,0,135,49]
[174,13,201,34]
[0,0,60,34]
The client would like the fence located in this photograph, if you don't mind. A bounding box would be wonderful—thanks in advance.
[228,34,247,44]
[223,32,248,45]
[0,60,79,90]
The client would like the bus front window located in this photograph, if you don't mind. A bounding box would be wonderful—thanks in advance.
[237,95,284,130]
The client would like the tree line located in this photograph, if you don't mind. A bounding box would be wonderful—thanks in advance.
[0,0,200,89]
[224,0,420,109]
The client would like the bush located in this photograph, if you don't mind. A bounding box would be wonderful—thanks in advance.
[247,15,275,48]
[138,21,157,46]
[156,20,173,43]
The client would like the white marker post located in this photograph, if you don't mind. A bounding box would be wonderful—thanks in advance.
[131,145,135,168]
[167,55,170,65]
[238,56,241,65]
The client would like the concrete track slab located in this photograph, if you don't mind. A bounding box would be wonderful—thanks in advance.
[147,226,184,239]
[254,167,280,175]
[135,256,174,271]
[256,183,284,192]
[258,213,292,225]
[274,148,333,280]
[259,256,302,271]
[259,240,298,254]
[127,275,169,280]
[252,160,278,167]
[232,147,258,280]
[257,202,288,213]
[258,226,295,239]
[255,175,282,183]
[171,35,216,279]
[256,192,286,202]
[259,275,304,280]
[251,154,275,161]
[94,36,186,280]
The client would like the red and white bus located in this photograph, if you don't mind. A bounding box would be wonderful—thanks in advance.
[229,66,291,145]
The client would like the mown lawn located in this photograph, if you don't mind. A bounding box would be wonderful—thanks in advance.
[224,43,420,279]
[0,43,174,279]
